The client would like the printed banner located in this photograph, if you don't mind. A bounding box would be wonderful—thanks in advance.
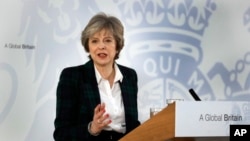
[175,101,250,137]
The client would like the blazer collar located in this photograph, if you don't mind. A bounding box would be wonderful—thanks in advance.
[80,60,97,85]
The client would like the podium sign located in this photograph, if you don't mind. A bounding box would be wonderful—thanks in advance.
[175,101,250,137]
[120,101,250,141]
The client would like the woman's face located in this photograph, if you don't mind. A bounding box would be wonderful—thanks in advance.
[88,29,117,67]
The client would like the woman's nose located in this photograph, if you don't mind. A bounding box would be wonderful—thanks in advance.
[98,42,106,49]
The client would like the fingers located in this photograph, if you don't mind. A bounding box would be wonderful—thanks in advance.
[90,103,112,134]
[94,103,105,113]
[94,103,109,124]
[100,103,105,111]
[94,103,105,119]
[97,113,112,125]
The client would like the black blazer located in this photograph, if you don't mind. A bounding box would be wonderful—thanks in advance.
[53,60,140,141]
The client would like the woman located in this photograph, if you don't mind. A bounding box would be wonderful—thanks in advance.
[53,12,140,141]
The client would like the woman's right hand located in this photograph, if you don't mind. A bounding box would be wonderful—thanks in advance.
[90,103,112,134]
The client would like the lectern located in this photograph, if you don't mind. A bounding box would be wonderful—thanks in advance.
[119,103,181,141]
[119,101,249,141]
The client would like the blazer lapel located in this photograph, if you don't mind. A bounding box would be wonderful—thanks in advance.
[80,60,101,110]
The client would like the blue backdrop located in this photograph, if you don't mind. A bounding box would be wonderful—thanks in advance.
[0,0,250,140]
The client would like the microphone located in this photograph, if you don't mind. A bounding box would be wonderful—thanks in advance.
[188,88,201,101]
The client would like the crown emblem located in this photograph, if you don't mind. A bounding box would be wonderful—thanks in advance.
[117,0,216,35]
[115,0,216,63]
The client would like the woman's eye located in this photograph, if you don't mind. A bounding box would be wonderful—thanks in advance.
[105,39,112,42]
[104,38,114,43]
[91,40,98,43]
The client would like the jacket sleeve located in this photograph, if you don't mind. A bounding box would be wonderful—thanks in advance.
[53,67,92,141]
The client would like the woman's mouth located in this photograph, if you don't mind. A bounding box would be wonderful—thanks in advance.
[98,53,107,58]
